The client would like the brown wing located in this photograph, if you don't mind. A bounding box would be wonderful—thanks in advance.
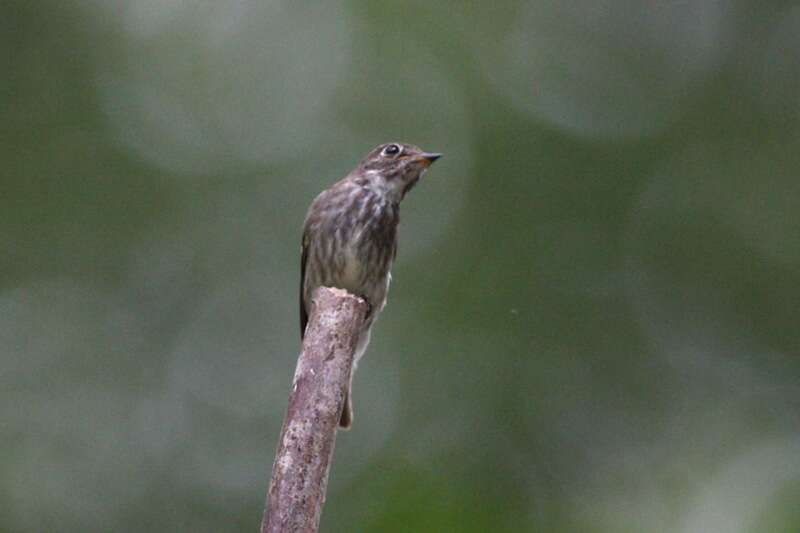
[300,232,309,339]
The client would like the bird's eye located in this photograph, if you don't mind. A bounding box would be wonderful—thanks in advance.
[382,144,401,156]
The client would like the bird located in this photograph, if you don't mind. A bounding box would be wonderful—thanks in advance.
[300,142,441,429]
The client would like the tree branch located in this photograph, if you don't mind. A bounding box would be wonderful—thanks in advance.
[261,287,368,533]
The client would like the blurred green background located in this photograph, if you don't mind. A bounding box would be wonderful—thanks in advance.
[3,1,800,532]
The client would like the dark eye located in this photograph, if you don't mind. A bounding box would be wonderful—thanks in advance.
[382,144,401,156]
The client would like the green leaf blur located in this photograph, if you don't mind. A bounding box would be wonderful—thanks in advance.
[2,1,799,532]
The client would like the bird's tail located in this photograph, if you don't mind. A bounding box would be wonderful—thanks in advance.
[339,388,353,429]
[338,327,370,430]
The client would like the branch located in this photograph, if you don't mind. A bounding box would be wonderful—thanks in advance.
[261,287,368,533]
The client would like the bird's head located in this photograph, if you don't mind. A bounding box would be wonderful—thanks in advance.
[355,142,441,202]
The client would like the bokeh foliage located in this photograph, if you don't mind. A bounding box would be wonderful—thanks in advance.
[2,1,799,532]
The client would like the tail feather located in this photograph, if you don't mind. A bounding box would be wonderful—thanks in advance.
[339,388,353,429]
[339,328,370,430]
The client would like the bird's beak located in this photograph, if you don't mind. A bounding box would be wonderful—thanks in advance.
[418,152,442,167]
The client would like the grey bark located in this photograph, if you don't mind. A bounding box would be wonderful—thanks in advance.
[261,287,368,533]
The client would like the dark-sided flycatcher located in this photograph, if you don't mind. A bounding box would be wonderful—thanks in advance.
[300,142,441,428]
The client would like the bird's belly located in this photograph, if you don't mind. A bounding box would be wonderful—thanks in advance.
[331,237,390,314]
[339,246,363,293]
